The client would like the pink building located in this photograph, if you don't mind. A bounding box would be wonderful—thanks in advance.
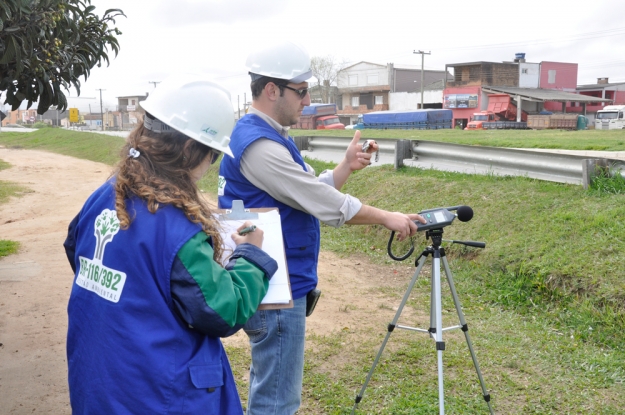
[571,78,625,118]
[539,61,578,111]
[442,61,519,128]
[443,57,609,127]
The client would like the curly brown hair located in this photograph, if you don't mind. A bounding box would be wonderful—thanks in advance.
[113,122,225,261]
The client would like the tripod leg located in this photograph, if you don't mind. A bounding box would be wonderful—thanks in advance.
[351,253,429,415]
[441,255,494,415]
[433,250,446,415]
[429,259,436,337]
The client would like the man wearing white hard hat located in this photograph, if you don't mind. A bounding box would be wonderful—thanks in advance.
[65,75,277,414]
[219,42,425,414]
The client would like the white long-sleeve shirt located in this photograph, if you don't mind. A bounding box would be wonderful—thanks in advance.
[239,107,362,228]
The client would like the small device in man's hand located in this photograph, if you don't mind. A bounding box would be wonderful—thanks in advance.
[306,289,321,317]
[361,140,380,162]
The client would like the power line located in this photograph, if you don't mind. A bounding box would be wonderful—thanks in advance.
[438,27,625,52]
[368,26,625,66]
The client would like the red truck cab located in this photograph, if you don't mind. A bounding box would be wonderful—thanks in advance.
[314,115,344,129]
[464,94,528,130]
[294,103,345,130]
[465,112,497,130]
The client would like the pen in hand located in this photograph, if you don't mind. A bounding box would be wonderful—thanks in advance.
[232,222,263,248]
[238,225,257,235]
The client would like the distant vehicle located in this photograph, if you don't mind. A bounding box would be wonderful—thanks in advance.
[527,114,581,130]
[358,109,452,130]
[594,105,625,130]
[465,94,528,130]
[352,115,365,130]
[3,123,26,128]
[344,124,355,130]
[293,104,345,130]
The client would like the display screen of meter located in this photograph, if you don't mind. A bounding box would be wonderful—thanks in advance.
[416,209,456,232]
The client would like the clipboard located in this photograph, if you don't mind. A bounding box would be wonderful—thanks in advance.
[215,200,293,310]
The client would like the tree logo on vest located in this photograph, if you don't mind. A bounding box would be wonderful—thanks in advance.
[75,209,127,303]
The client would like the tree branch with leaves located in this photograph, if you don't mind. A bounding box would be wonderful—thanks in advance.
[0,0,125,114]
[310,55,346,103]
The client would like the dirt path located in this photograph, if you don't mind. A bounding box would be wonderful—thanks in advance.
[0,147,417,414]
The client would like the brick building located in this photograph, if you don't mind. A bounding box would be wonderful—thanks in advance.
[443,56,609,128]
[117,93,148,129]
[336,61,451,125]
[1,108,39,126]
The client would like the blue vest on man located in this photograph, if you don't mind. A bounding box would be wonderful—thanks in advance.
[67,182,243,414]
[219,114,320,300]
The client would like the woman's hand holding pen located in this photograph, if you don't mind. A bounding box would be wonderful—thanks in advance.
[231,221,264,248]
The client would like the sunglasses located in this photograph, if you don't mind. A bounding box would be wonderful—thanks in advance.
[210,150,222,164]
[280,84,309,99]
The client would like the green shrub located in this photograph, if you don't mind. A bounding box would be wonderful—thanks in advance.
[0,240,19,257]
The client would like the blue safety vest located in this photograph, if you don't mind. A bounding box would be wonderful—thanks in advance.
[67,181,243,414]
[218,114,320,299]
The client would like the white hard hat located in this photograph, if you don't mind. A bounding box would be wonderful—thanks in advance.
[140,74,234,157]
[246,41,312,83]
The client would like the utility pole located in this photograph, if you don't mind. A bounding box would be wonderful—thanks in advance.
[149,81,160,89]
[96,89,106,131]
[413,50,431,109]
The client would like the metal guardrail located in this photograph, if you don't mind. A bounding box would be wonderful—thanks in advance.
[297,136,625,187]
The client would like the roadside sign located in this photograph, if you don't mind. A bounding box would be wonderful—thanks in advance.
[69,108,79,123]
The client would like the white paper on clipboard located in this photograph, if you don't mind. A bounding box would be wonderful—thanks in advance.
[215,202,292,309]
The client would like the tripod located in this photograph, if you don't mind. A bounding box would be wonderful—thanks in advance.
[351,228,494,415]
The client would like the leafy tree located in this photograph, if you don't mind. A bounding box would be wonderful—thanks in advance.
[310,55,345,103]
[0,0,124,114]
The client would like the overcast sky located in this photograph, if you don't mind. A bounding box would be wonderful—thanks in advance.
[44,0,625,112]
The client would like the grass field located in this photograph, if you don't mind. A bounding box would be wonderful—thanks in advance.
[0,158,24,257]
[1,127,624,414]
[291,127,625,151]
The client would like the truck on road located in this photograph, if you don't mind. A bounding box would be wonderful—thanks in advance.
[465,94,528,130]
[594,105,625,130]
[353,109,452,130]
[294,103,345,130]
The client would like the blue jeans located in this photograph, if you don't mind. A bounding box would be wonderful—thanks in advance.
[243,296,307,415]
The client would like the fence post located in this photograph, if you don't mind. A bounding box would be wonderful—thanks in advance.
[293,136,310,153]
[394,140,413,169]
[582,159,609,190]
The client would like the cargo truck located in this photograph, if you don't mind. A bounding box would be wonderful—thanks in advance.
[527,113,581,130]
[594,105,625,130]
[293,103,345,130]
[356,109,452,130]
[465,94,528,130]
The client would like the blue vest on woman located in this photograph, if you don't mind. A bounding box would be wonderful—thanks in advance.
[218,114,320,300]
[67,181,243,414]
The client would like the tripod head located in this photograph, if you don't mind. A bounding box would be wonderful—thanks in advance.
[387,205,485,261]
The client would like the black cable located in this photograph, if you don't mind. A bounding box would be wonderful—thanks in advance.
[387,231,414,261]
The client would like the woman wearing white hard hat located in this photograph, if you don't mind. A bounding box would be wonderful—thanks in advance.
[64,74,277,414]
